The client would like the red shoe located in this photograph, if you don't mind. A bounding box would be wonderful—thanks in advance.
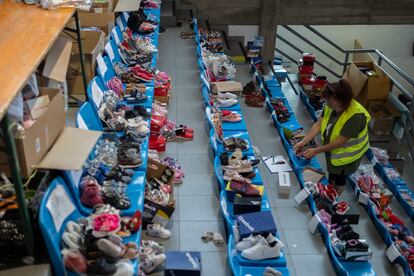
[149,134,166,152]
[221,110,232,117]
[151,115,167,134]
[230,180,260,196]
[335,201,349,215]
[174,127,193,141]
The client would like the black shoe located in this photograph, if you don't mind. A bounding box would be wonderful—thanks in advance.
[133,105,151,118]
[345,239,369,252]
[159,27,167,34]
[220,152,229,166]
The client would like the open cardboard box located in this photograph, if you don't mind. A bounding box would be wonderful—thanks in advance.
[0,88,101,178]
[368,99,400,136]
[144,158,176,226]
[211,81,243,96]
[66,30,105,95]
[342,61,391,107]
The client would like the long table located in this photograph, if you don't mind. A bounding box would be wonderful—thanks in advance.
[0,1,75,120]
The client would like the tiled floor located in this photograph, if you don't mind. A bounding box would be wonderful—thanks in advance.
[8,23,414,276]
[155,26,231,276]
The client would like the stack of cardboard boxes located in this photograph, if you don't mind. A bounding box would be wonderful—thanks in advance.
[343,61,400,136]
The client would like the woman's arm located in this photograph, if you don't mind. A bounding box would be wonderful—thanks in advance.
[303,135,350,159]
[293,117,322,153]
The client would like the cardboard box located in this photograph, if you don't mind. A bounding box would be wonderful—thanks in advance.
[233,196,262,215]
[165,251,202,276]
[368,99,400,136]
[66,30,105,95]
[211,81,243,96]
[343,62,391,107]
[91,0,113,13]
[78,12,115,35]
[236,211,277,239]
[144,158,176,225]
[0,89,101,178]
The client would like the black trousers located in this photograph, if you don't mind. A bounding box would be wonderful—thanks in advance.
[329,173,347,187]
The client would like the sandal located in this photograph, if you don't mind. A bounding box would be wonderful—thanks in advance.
[201,231,214,242]
[223,137,249,152]
[222,112,242,122]
[213,232,225,247]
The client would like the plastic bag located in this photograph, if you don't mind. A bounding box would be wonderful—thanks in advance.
[41,0,92,10]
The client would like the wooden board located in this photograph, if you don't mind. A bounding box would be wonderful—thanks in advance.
[0,1,74,120]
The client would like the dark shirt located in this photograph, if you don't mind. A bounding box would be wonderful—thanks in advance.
[321,109,367,175]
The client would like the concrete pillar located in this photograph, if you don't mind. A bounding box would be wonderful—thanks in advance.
[259,0,279,74]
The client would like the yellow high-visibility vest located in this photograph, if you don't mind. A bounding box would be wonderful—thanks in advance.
[321,99,371,166]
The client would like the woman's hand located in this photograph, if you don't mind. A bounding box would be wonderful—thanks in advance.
[303,147,320,159]
[293,141,305,155]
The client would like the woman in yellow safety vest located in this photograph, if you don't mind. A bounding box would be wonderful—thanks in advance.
[294,79,371,195]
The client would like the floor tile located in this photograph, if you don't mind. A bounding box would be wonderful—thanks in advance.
[283,230,326,255]
[371,255,398,276]
[276,207,313,229]
[177,153,214,173]
[177,173,218,196]
[177,132,210,154]
[290,254,335,276]
[141,221,180,251]
[268,188,302,208]
[201,251,231,276]
[177,102,206,122]
[179,195,222,221]
[179,221,227,252]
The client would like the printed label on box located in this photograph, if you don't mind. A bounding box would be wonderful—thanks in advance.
[308,212,321,234]
[358,192,369,205]
[295,187,310,205]
[35,137,41,154]
[386,243,401,262]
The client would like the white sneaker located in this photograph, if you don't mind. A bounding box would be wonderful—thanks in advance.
[146,223,171,239]
[236,234,261,251]
[140,252,166,274]
[218,92,237,99]
[141,240,165,254]
[218,99,238,107]
[241,234,283,260]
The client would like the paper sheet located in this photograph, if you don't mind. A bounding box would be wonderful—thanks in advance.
[91,81,103,108]
[46,184,75,232]
[262,155,292,174]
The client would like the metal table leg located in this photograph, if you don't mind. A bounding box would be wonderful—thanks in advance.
[74,10,88,102]
[0,115,34,263]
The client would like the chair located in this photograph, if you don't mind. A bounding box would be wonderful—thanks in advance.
[76,102,103,131]
[38,177,82,276]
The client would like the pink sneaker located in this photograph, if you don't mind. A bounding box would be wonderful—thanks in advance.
[163,157,185,184]
[92,213,121,238]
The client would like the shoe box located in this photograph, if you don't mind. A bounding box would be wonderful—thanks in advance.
[233,196,262,215]
[211,81,243,97]
[343,246,372,262]
[150,115,167,134]
[236,211,277,239]
[331,204,360,225]
[225,182,264,203]
[144,158,176,226]
[165,251,202,276]
[0,88,102,178]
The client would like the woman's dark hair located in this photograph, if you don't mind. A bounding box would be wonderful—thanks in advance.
[322,78,354,110]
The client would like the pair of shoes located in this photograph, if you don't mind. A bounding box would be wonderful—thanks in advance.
[139,243,166,274]
[201,231,225,247]
[237,234,283,260]
[245,93,265,107]
[146,223,171,239]
[118,142,143,168]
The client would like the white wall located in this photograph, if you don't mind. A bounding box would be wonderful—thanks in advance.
[228,25,259,46]
[276,25,414,93]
